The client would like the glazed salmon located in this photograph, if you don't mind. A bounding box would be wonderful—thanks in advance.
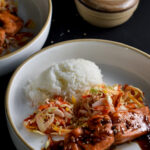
[64,107,150,150]
[111,106,150,144]
[0,28,5,47]
[64,115,114,150]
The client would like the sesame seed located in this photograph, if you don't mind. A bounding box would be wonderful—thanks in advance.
[83,33,87,36]
[60,32,64,37]
[50,40,54,44]
[67,29,70,33]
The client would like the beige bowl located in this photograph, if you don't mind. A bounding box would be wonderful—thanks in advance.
[74,0,139,28]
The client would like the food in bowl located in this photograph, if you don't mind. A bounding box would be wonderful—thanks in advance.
[23,59,150,150]
[0,0,33,56]
[25,59,103,106]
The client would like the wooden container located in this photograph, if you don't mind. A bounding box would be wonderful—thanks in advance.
[74,0,139,28]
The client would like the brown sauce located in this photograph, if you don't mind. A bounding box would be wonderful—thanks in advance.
[42,140,64,150]
[136,134,150,150]
[51,141,64,150]
[42,134,150,150]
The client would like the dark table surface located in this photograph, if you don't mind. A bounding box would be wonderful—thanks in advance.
[1,0,150,149]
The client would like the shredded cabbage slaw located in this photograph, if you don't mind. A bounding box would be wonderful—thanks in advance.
[24,84,145,149]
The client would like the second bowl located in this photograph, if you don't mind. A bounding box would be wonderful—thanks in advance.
[0,0,52,75]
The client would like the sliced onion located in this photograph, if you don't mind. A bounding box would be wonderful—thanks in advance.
[35,113,54,132]
[55,100,61,105]
[64,111,73,119]
[61,104,73,109]
[92,98,105,107]
[118,105,127,111]
[79,109,87,115]
[106,95,115,112]
[53,109,64,118]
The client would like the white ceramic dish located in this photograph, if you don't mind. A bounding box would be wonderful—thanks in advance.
[5,39,150,150]
[0,0,52,76]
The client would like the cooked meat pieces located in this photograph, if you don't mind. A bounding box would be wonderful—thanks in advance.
[64,115,114,150]
[111,106,150,144]
[64,107,150,150]
[0,10,23,36]
[47,106,150,150]
[0,28,5,47]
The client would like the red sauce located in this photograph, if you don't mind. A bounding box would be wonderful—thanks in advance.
[136,134,150,150]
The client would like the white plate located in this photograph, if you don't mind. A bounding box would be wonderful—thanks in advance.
[5,39,150,150]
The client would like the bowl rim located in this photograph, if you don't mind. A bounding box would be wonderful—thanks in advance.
[76,0,140,13]
[0,0,52,60]
[5,39,150,150]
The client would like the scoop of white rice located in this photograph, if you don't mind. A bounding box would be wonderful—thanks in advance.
[25,59,103,106]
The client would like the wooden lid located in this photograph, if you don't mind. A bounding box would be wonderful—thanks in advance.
[81,0,139,12]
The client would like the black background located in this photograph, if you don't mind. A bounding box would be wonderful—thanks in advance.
[1,0,150,149]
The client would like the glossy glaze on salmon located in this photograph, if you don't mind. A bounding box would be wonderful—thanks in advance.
[112,106,150,144]
[64,115,114,150]
[63,106,150,150]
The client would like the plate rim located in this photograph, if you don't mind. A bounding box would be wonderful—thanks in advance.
[5,39,150,150]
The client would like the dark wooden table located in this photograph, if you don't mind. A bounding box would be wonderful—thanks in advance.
[1,0,150,149]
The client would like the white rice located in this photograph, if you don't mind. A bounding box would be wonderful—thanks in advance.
[25,58,103,106]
